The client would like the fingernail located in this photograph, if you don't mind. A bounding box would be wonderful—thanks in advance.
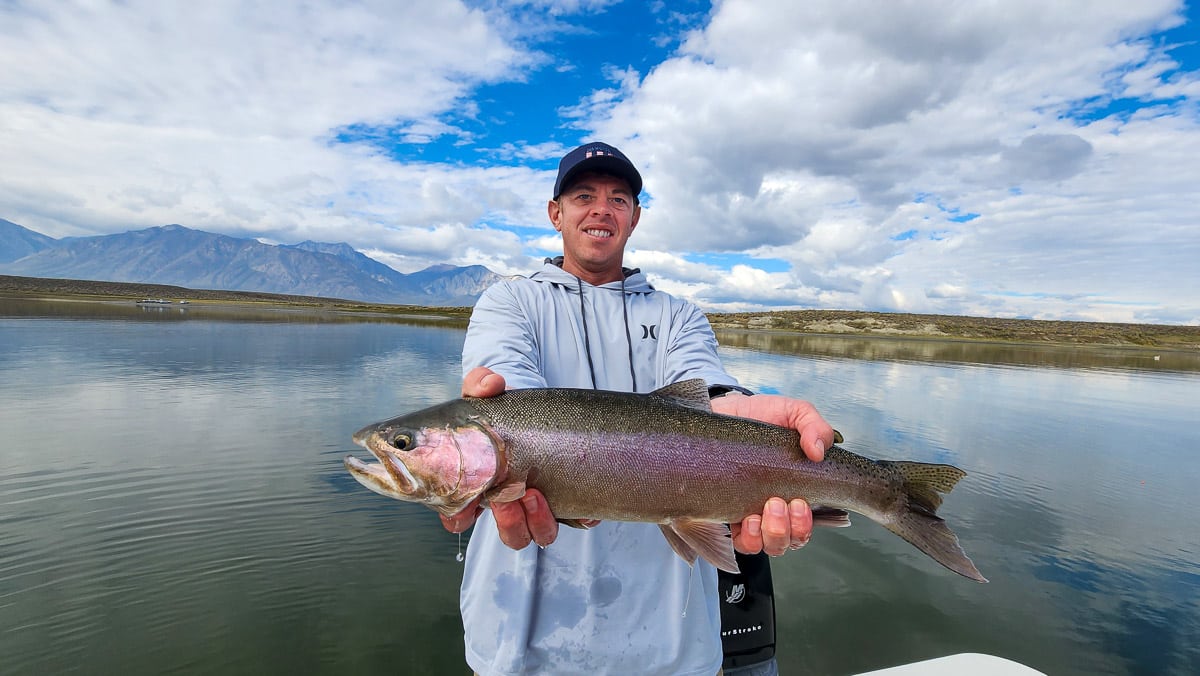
[521,494,539,513]
[747,516,761,537]
[790,501,808,520]
[769,500,786,517]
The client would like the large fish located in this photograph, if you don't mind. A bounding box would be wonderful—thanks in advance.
[344,378,986,582]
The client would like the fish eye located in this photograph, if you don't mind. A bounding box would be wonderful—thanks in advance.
[390,433,412,451]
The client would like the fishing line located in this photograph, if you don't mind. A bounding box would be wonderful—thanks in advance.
[681,563,696,618]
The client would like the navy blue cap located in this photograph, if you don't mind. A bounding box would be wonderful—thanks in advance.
[552,142,643,203]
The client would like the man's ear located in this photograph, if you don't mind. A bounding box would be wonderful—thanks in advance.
[629,204,641,232]
[548,199,562,231]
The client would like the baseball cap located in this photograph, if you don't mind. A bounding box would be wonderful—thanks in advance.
[552,142,643,203]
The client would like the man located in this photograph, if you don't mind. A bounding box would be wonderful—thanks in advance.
[443,142,835,675]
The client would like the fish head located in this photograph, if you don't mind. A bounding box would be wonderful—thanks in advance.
[344,401,500,516]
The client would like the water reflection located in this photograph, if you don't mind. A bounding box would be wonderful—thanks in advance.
[714,328,1200,373]
[0,295,468,327]
[2,300,1198,675]
[717,341,1200,674]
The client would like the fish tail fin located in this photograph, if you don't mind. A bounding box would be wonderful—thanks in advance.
[882,461,988,583]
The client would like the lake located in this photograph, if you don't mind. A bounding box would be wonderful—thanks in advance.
[1,297,1197,675]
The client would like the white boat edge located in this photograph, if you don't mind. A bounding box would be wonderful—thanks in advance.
[854,653,1046,675]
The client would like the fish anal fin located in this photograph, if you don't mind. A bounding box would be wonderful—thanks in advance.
[558,518,594,530]
[811,506,852,528]
[486,480,527,504]
[651,379,713,411]
[667,518,740,573]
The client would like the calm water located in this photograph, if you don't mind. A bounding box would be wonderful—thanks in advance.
[1,298,1197,675]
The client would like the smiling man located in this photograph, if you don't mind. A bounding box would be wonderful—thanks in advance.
[446,142,835,675]
[548,145,643,285]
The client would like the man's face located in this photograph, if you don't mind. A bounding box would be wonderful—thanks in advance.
[547,172,641,285]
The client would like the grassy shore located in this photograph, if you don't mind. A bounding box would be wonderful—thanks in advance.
[0,274,473,319]
[3,274,1197,349]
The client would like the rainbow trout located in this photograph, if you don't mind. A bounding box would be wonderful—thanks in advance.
[344,378,986,582]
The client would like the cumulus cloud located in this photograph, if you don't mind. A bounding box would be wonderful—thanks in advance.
[1001,134,1094,182]
[0,0,546,271]
[1,0,1197,323]
[588,0,1199,322]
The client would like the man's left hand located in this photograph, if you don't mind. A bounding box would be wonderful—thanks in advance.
[711,393,834,556]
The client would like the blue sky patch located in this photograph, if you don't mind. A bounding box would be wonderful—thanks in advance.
[686,252,791,273]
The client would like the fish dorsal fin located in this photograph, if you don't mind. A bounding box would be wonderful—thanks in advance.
[651,378,712,411]
[665,518,740,573]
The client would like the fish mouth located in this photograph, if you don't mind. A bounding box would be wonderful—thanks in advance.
[344,429,421,499]
[343,454,407,498]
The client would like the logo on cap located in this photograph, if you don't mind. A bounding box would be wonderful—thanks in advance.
[554,141,643,201]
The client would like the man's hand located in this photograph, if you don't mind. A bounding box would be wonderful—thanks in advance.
[710,392,834,462]
[439,367,562,549]
[712,392,834,556]
[462,365,506,399]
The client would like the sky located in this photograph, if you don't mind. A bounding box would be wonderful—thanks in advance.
[1,0,1198,324]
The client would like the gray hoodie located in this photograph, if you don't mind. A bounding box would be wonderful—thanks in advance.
[460,260,742,675]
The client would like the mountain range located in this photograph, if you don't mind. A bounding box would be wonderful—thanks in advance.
[0,218,501,306]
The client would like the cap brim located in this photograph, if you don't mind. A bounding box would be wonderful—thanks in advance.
[556,156,642,199]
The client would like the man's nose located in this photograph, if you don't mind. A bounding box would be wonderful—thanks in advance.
[590,196,614,216]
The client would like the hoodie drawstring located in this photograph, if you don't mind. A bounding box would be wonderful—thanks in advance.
[575,274,638,392]
[621,276,637,392]
[577,276,599,390]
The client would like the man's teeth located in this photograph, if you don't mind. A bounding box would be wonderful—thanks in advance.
[585,229,612,238]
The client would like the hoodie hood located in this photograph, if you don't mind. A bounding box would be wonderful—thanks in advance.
[530,257,655,294]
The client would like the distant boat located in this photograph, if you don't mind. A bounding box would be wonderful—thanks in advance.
[136,298,188,308]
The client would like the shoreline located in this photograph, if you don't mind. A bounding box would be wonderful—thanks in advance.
[3,274,1198,350]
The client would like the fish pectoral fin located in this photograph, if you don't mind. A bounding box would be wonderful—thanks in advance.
[812,506,852,528]
[486,480,527,504]
[666,519,740,574]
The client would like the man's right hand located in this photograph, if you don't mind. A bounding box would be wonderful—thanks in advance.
[439,367,561,549]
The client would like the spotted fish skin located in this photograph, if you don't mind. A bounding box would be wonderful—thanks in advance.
[344,378,986,582]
